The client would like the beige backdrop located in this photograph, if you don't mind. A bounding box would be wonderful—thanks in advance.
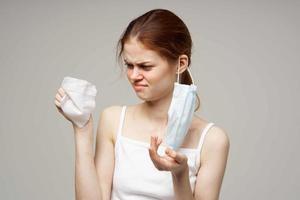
[0,0,299,199]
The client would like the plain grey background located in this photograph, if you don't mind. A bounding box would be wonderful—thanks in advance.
[0,1,299,199]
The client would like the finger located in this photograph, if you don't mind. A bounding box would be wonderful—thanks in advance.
[58,87,66,97]
[150,136,160,151]
[159,155,179,171]
[165,147,176,158]
[54,99,61,107]
[165,148,187,164]
[149,138,172,170]
[163,154,177,164]
[157,137,163,146]
[149,136,159,159]
[149,136,167,166]
[55,93,62,102]
[149,153,171,171]
[174,152,187,164]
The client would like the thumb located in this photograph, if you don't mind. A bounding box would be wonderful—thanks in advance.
[166,148,187,164]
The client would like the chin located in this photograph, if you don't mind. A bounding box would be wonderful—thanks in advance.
[136,94,149,101]
[136,94,161,103]
[135,92,150,101]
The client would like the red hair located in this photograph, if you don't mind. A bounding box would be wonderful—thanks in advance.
[115,9,200,111]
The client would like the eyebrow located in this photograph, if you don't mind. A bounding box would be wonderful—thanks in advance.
[123,59,152,65]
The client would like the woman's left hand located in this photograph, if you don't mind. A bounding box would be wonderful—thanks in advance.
[148,135,188,176]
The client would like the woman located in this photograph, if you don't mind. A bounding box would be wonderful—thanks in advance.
[54,8,230,200]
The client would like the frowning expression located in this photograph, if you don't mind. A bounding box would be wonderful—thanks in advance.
[123,38,177,101]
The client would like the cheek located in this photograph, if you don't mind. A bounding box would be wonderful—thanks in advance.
[126,69,132,79]
[149,66,172,82]
[149,73,174,94]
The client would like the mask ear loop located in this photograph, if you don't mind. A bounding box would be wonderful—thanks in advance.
[176,66,180,83]
[186,68,195,85]
[177,67,195,85]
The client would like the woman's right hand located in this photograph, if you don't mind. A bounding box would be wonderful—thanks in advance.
[54,87,73,123]
[54,87,93,132]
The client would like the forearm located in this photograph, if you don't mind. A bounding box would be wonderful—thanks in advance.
[74,127,102,200]
[172,167,195,200]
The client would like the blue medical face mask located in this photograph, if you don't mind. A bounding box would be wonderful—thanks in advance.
[164,67,197,150]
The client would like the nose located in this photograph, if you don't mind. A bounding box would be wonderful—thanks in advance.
[130,66,143,80]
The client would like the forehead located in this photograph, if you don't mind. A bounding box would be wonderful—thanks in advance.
[123,38,162,63]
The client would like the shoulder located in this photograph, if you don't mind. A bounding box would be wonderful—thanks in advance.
[99,105,123,126]
[97,105,124,141]
[192,114,230,161]
[100,105,123,117]
[99,104,140,124]
[201,124,230,162]
[192,114,230,148]
[207,125,230,148]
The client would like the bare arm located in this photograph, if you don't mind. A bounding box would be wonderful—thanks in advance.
[94,106,120,200]
[193,126,230,200]
[148,125,229,200]
[54,87,102,200]
[73,105,118,200]
[170,126,230,200]
[73,117,102,200]
[172,166,194,200]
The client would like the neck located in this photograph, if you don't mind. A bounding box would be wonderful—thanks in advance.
[139,91,173,126]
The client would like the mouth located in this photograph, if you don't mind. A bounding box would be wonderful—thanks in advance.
[133,84,147,91]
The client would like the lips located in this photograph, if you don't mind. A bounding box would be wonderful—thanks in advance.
[133,84,147,91]
[134,84,147,86]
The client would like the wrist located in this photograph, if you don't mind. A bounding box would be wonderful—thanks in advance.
[172,164,189,179]
[72,114,93,131]
[74,133,94,160]
[73,115,93,134]
[73,121,94,147]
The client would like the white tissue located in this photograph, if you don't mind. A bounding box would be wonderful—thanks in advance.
[60,76,97,128]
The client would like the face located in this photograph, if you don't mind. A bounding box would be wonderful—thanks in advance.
[123,38,177,101]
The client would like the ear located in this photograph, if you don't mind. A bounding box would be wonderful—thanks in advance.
[176,54,189,75]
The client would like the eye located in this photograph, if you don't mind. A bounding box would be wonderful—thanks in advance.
[141,65,153,71]
[124,63,133,69]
